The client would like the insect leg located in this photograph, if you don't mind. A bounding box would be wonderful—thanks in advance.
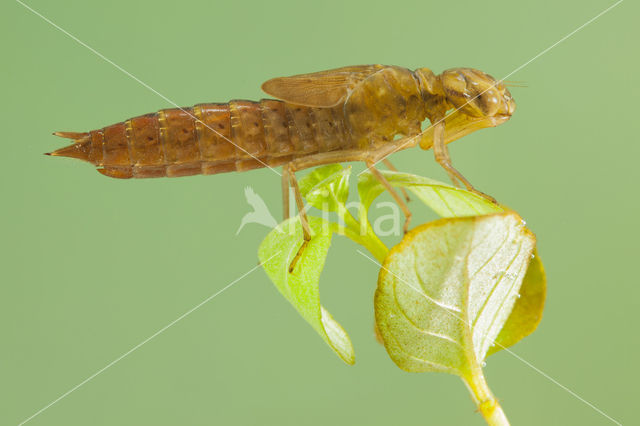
[366,159,412,233]
[285,163,312,273]
[432,121,467,187]
[432,122,497,203]
[382,158,411,202]
[281,168,290,220]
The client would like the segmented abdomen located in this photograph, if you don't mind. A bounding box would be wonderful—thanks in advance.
[50,100,351,178]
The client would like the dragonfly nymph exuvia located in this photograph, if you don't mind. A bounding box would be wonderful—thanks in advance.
[48,64,515,270]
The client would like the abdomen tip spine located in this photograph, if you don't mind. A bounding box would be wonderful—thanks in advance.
[53,131,90,140]
[48,140,92,162]
[97,167,133,179]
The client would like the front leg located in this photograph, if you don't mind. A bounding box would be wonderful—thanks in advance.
[432,121,497,204]
[432,121,470,188]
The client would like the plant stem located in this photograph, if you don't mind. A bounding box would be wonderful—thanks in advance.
[335,204,388,262]
[463,366,510,426]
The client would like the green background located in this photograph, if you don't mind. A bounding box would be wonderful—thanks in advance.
[1,0,637,424]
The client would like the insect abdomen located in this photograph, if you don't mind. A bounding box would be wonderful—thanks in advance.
[49,100,351,178]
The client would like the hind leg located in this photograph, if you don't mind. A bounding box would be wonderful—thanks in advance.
[282,169,290,220]
[283,163,312,273]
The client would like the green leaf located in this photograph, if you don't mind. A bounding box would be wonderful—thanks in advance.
[258,215,355,365]
[299,164,344,191]
[356,169,386,213]
[374,212,535,375]
[487,248,546,356]
[358,170,502,217]
[360,169,544,352]
[298,164,350,212]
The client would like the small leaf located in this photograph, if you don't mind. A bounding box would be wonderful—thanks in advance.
[487,249,546,355]
[298,164,343,191]
[356,169,386,213]
[358,170,502,217]
[360,169,545,352]
[299,164,350,212]
[258,215,355,364]
[374,212,535,375]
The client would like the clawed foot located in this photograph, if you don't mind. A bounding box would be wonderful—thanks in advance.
[288,239,310,273]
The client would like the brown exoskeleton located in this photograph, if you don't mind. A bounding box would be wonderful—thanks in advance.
[48,65,515,271]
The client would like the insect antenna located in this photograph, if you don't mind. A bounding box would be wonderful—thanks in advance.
[500,80,528,88]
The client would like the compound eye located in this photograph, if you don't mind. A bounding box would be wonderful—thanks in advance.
[442,68,507,117]
[475,89,501,116]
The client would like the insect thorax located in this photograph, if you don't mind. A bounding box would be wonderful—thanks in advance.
[344,66,429,148]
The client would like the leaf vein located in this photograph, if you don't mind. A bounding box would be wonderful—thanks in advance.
[386,328,459,373]
[469,222,511,279]
[391,282,463,346]
[410,254,463,313]
[432,187,455,216]
[479,245,529,354]
[472,230,522,329]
